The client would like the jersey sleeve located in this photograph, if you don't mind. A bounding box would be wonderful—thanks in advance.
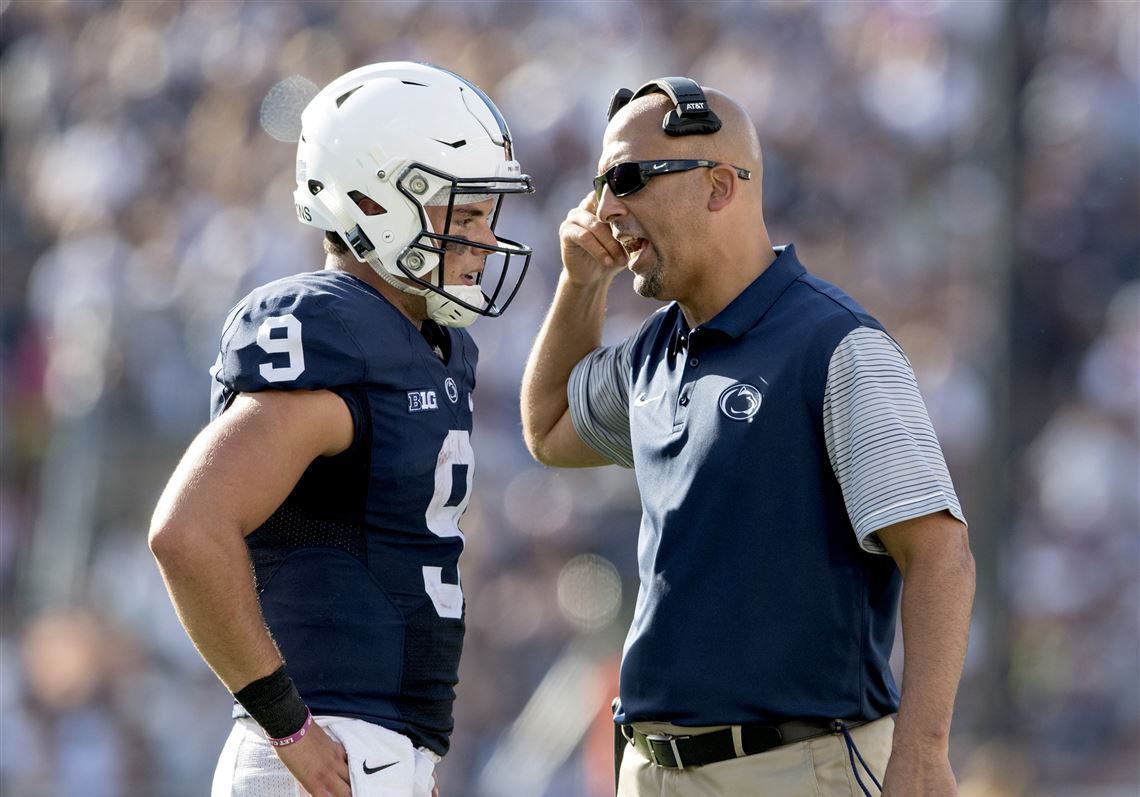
[567,336,635,468]
[822,326,967,554]
[211,284,367,416]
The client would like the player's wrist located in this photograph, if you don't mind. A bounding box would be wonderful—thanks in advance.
[265,709,314,747]
[233,665,311,741]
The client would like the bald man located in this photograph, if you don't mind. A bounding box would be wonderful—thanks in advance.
[521,79,975,796]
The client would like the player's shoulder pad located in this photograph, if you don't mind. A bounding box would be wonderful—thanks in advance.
[214,271,385,394]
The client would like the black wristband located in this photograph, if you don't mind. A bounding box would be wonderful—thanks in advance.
[233,666,309,740]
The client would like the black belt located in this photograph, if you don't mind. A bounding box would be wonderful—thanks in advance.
[621,719,867,769]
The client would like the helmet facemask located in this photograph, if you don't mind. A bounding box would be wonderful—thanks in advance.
[396,162,533,327]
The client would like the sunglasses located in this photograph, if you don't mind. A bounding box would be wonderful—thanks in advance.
[593,159,752,201]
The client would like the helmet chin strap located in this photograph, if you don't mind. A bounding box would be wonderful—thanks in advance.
[323,187,484,328]
[425,285,484,328]
[366,249,482,328]
[364,244,483,328]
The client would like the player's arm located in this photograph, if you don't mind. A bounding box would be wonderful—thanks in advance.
[148,389,354,797]
[877,512,975,797]
[521,192,626,466]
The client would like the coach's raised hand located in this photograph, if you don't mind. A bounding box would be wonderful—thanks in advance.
[520,191,624,469]
[558,191,627,287]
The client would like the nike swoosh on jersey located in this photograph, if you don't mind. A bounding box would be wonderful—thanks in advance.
[362,760,399,775]
[633,391,664,406]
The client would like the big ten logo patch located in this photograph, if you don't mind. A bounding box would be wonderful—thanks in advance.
[407,389,439,413]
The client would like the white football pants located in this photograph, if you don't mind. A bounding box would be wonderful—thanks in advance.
[212,716,437,797]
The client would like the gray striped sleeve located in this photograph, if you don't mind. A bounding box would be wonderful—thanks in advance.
[823,326,966,554]
[567,339,635,468]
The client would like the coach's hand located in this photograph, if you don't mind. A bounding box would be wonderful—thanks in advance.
[559,192,626,288]
[881,746,957,797]
[276,723,352,797]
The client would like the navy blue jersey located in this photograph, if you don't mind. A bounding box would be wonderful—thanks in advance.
[210,270,477,755]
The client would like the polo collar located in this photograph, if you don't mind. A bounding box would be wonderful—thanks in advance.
[670,244,805,353]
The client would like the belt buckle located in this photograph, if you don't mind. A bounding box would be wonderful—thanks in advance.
[645,733,689,769]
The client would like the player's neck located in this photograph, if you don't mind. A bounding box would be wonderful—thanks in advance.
[325,253,429,326]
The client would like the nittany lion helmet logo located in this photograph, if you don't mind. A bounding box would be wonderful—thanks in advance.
[718,383,763,422]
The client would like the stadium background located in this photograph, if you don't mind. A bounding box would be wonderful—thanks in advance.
[0,1,1136,795]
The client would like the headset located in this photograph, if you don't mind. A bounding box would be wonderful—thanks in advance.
[606,77,721,136]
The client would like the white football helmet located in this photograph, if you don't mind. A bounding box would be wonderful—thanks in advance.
[293,62,534,327]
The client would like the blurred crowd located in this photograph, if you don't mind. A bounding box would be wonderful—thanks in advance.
[1,1,1136,796]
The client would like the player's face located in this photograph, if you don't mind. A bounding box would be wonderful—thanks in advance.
[595,114,707,302]
[425,198,498,287]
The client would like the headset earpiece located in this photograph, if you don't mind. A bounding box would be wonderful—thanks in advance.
[605,76,721,136]
[607,88,635,122]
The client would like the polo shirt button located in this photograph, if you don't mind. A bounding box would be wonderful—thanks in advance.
[689,358,699,367]
[679,397,690,406]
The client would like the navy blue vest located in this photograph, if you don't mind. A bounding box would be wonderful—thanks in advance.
[615,246,901,725]
[211,271,476,755]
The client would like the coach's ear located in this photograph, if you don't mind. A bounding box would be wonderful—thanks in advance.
[707,164,737,212]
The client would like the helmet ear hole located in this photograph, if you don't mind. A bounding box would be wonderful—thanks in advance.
[308,180,324,195]
[347,191,387,216]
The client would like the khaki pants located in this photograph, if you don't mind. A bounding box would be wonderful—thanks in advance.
[617,715,894,797]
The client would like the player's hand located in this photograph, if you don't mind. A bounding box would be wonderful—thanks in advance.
[274,722,352,797]
[559,192,626,288]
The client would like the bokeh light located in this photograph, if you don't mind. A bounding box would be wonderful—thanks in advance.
[556,554,623,634]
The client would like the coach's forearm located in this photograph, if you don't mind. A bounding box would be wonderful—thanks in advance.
[892,537,974,746]
[520,269,615,458]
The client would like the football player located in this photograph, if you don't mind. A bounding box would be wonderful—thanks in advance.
[149,62,533,797]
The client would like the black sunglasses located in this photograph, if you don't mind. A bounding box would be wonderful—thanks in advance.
[593,159,751,201]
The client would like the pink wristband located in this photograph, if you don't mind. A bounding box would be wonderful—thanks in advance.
[266,709,313,747]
